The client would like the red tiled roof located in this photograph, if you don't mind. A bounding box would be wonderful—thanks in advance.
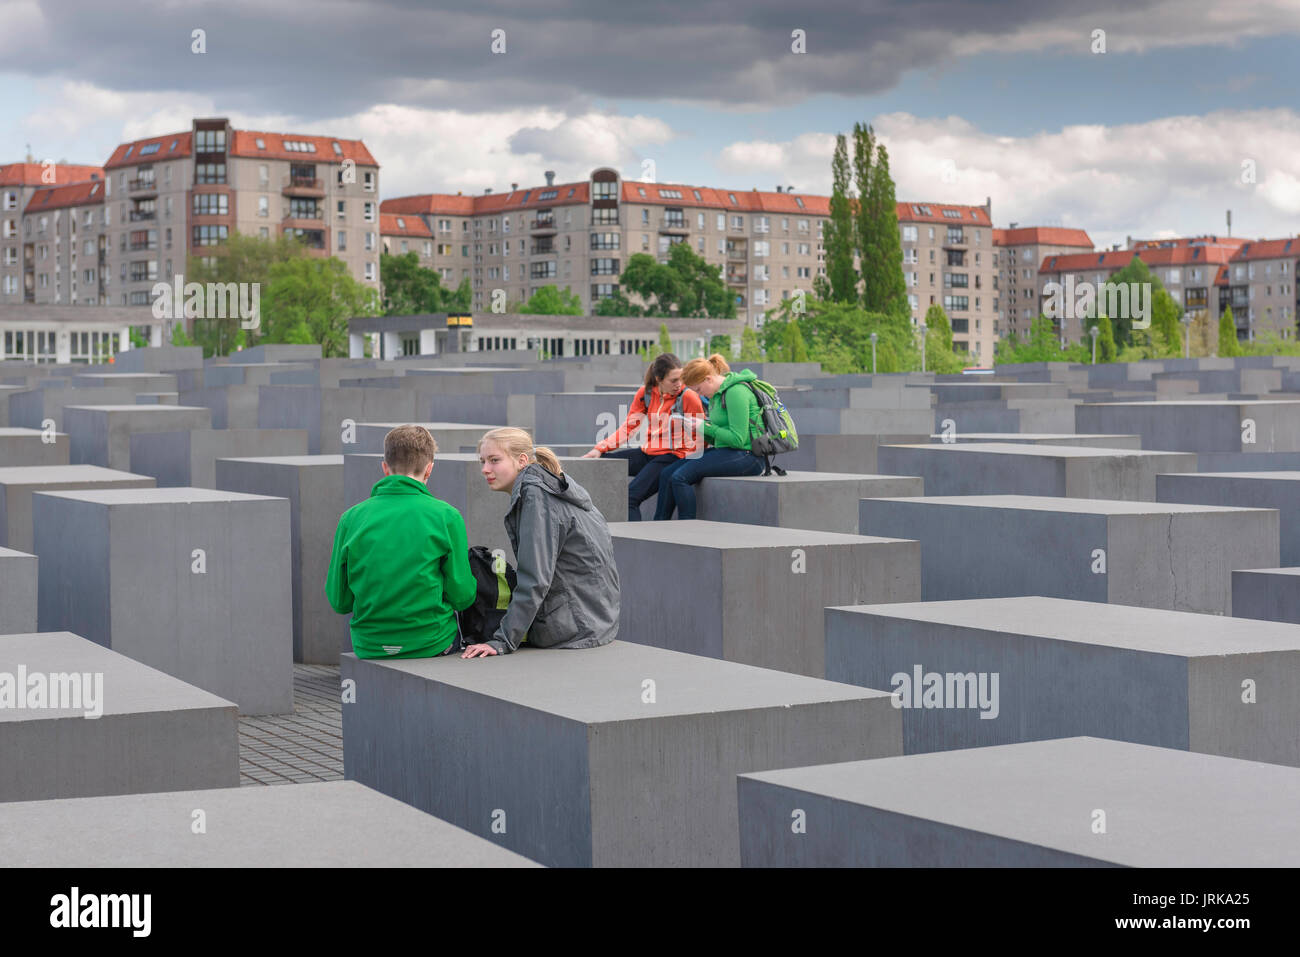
[1137,245,1237,267]
[994,226,1093,248]
[381,182,830,217]
[1230,237,1300,261]
[24,180,106,213]
[104,133,191,170]
[1214,265,1231,287]
[379,213,432,238]
[1039,250,1137,273]
[1130,235,1248,250]
[0,162,104,186]
[230,131,377,166]
[895,201,992,226]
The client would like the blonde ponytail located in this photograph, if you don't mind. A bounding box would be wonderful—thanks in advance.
[478,427,564,476]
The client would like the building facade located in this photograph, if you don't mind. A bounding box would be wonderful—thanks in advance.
[993,226,1094,340]
[101,117,380,309]
[897,201,996,362]
[383,169,831,325]
[1,162,105,305]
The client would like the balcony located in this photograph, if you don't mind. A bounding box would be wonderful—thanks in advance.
[128,242,157,252]
[530,218,557,234]
[283,208,325,228]
[530,243,556,255]
[659,217,689,234]
[129,210,156,222]
[128,178,157,196]
[726,271,747,284]
[282,175,325,198]
[725,243,747,261]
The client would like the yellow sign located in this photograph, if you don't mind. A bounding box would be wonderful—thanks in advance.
[446,313,473,327]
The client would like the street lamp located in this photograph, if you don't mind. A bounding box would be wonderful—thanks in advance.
[705,327,712,357]
[919,323,928,373]
[1089,325,1099,364]
[870,331,878,374]
[1180,315,1192,358]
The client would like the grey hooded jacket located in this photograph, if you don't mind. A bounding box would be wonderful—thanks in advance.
[487,463,620,654]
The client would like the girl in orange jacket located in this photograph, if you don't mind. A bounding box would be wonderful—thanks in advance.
[581,353,705,520]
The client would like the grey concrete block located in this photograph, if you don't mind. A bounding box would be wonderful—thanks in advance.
[859,495,1279,615]
[8,386,141,430]
[1232,567,1300,625]
[0,631,239,802]
[532,392,637,445]
[259,385,421,454]
[227,344,322,364]
[1158,472,1300,565]
[342,641,901,867]
[130,429,309,488]
[349,421,496,456]
[181,384,261,429]
[134,392,179,405]
[1197,451,1300,472]
[877,442,1196,501]
[0,780,540,866]
[109,345,204,372]
[694,471,924,532]
[1076,399,1300,453]
[732,362,828,386]
[343,452,625,559]
[826,596,1300,765]
[934,399,1079,434]
[610,520,920,677]
[789,407,936,435]
[73,372,177,394]
[737,737,1300,866]
[782,387,932,411]
[767,433,929,474]
[927,432,1142,449]
[63,405,212,471]
[0,427,69,467]
[924,381,1070,402]
[32,487,293,714]
[404,367,568,395]
[0,465,156,552]
[0,547,37,633]
[419,393,535,429]
[213,456,346,665]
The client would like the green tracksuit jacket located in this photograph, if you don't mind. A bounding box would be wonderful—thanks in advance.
[325,474,476,658]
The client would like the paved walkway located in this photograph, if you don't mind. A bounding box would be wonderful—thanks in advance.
[238,665,344,786]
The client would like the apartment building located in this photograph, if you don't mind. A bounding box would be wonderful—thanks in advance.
[1,162,104,304]
[101,117,380,308]
[20,180,108,306]
[379,213,436,271]
[993,227,1094,340]
[897,201,996,362]
[1038,236,1247,342]
[1216,238,1300,341]
[383,169,829,324]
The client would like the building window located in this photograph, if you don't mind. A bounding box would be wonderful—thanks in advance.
[193,193,229,216]
[365,262,375,281]
[191,225,228,246]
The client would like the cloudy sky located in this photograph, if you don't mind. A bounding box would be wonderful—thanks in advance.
[2,0,1298,249]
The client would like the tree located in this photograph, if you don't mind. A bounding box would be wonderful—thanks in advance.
[1099,256,1180,354]
[823,133,857,303]
[186,231,312,356]
[658,323,673,356]
[995,314,1090,365]
[1093,314,1117,363]
[923,304,965,373]
[446,276,473,312]
[854,125,909,320]
[739,326,763,361]
[1218,307,1240,356]
[520,284,583,315]
[261,257,381,357]
[380,251,447,315]
[785,320,810,362]
[619,244,734,318]
[593,290,641,317]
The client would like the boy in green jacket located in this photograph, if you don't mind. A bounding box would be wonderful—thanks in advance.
[326,425,477,658]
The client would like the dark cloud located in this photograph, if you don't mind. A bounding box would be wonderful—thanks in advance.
[10,0,1158,119]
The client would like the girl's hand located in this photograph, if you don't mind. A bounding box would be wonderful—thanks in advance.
[581,448,602,458]
[462,643,499,658]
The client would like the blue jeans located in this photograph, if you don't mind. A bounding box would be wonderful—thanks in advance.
[654,447,764,520]
[603,447,680,521]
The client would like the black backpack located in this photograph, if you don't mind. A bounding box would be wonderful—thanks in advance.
[454,545,520,651]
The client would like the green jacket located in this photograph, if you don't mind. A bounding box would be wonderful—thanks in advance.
[325,474,476,658]
[702,369,759,451]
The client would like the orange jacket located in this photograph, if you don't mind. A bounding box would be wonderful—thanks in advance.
[595,384,705,458]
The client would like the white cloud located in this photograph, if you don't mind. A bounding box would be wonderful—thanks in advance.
[716,109,1300,249]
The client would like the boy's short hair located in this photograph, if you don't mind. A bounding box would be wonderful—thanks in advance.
[384,425,438,475]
